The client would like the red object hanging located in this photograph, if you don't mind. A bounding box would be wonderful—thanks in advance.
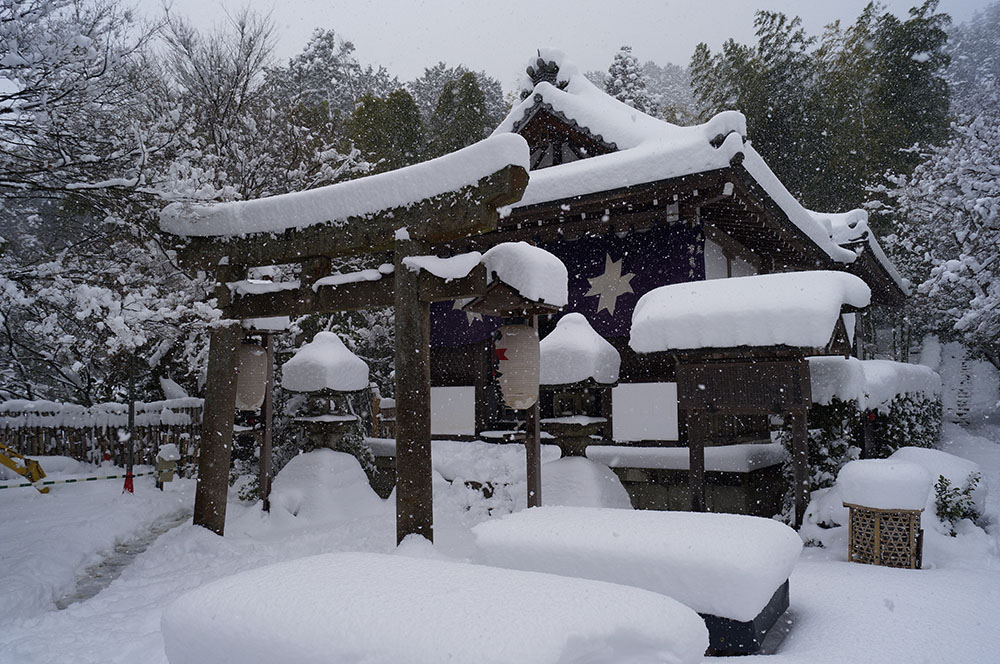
[123,472,134,494]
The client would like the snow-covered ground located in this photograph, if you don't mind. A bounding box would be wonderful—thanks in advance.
[1,425,999,663]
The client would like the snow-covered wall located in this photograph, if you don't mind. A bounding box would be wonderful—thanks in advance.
[0,398,203,429]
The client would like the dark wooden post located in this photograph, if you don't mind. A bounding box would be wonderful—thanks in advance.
[394,236,434,544]
[525,316,542,508]
[192,321,243,535]
[789,407,809,528]
[687,412,707,512]
[260,333,274,512]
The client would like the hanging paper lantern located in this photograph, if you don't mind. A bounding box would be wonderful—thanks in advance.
[236,343,268,411]
[496,324,539,410]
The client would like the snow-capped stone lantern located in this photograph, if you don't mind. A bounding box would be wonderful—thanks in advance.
[281,332,370,451]
[539,313,621,456]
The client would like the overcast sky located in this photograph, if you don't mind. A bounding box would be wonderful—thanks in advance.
[144,0,994,91]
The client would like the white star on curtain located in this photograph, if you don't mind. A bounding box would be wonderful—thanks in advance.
[585,254,635,316]
[453,298,483,325]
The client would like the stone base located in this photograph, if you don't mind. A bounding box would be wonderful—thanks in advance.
[703,580,790,656]
[612,463,785,517]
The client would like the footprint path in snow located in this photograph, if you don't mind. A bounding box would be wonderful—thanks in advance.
[55,509,192,610]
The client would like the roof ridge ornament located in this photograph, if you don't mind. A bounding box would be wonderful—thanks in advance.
[523,51,568,98]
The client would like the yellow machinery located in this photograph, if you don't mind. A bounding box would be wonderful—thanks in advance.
[0,443,49,493]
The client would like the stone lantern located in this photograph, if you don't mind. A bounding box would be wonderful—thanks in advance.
[538,313,621,456]
[282,331,371,452]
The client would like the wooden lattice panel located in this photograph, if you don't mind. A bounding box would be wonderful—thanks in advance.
[845,504,922,569]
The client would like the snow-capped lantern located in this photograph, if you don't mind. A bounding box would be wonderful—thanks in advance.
[496,324,540,410]
[839,459,931,570]
[282,332,370,394]
[539,313,620,387]
[235,342,269,411]
[282,332,371,451]
[538,313,619,455]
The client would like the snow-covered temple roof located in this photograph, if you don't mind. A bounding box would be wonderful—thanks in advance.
[159,134,529,237]
[281,332,370,393]
[819,209,908,293]
[495,50,900,277]
[540,313,621,385]
[629,271,871,353]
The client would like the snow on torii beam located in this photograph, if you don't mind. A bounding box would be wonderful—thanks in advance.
[159,135,530,538]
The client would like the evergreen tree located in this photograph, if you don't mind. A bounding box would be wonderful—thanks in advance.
[407,62,506,129]
[689,4,951,216]
[347,89,426,173]
[604,45,653,113]
[690,14,818,202]
[427,71,490,157]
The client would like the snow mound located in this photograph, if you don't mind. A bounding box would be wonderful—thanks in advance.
[838,459,932,511]
[159,377,189,399]
[587,442,787,472]
[161,552,708,664]
[540,457,632,509]
[809,356,941,411]
[160,133,529,237]
[630,270,871,352]
[157,443,180,462]
[367,437,561,485]
[473,506,802,622]
[0,454,93,481]
[281,331,369,393]
[861,360,941,412]
[809,356,867,406]
[540,312,620,385]
[402,251,482,280]
[263,449,384,525]
[481,241,568,307]
[889,447,987,516]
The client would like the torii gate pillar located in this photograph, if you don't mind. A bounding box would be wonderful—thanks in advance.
[394,237,434,543]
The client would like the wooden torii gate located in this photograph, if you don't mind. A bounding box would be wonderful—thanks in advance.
[162,139,529,542]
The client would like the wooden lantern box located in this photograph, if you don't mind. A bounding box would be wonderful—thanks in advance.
[845,503,923,569]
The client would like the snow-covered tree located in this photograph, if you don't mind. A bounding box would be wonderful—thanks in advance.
[276,29,398,125]
[880,84,1000,369]
[604,45,653,113]
[0,0,175,202]
[641,61,698,125]
[946,0,1000,103]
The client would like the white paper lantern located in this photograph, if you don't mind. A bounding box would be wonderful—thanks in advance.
[496,324,539,410]
[236,344,268,411]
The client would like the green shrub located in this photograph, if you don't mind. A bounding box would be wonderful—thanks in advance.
[869,393,941,457]
[934,472,982,536]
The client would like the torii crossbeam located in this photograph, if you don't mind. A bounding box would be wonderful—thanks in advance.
[160,135,530,540]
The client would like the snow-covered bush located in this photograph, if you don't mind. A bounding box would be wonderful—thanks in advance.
[779,357,942,524]
[934,472,982,536]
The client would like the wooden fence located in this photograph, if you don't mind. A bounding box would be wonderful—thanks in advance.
[0,398,202,470]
